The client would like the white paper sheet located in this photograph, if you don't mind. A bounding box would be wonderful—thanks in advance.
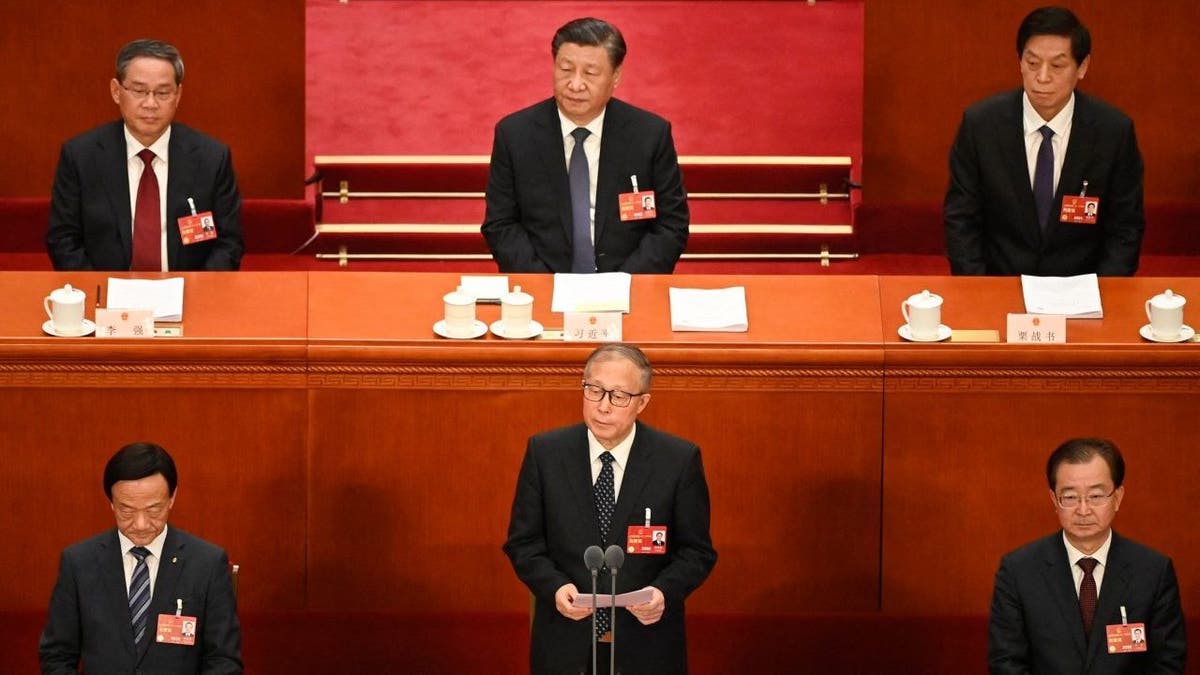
[570,587,655,609]
[106,277,185,321]
[1020,274,1103,318]
[551,273,632,313]
[669,286,748,332]
[459,275,508,303]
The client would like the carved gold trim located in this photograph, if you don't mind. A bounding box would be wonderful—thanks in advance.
[0,363,306,388]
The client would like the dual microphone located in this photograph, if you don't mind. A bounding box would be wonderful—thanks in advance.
[584,545,624,675]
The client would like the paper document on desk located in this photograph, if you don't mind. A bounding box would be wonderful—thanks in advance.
[551,273,631,313]
[1021,274,1103,318]
[669,286,748,332]
[570,587,655,609]
[106,277,185,321]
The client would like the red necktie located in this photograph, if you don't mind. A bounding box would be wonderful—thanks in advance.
[132,149,162,271]
[1078,557,1099,635]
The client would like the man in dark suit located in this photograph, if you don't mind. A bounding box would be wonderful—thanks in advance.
[944,7,1143,276]
[46,39,243,271]
[504,344,716,674]
[39,442,242,674]
[988,438,1186,674]
[482,18,689,273]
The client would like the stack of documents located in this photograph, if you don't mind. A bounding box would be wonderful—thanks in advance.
[1020,274,1103,318]
[106,277,185,321]
[551,273,632,313]
[668,286,748,332]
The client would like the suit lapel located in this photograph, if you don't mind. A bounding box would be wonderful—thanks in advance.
[166,125,189,270]
[561,426,602,541]
[137,527,187,663]
[1086,533,1133,671]
[608,422,652,547]
[98,122,134,267]
[999,93,1043,247]
[595,100,629,247]
[532,101,575,247]
[1052,94,1095,241]
[1039,533,1089,658]
[97,530,140,661]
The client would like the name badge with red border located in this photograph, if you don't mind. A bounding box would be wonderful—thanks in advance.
[619,191,657,221]
[626,525,667,554]
[178,211,218,245]
[156,613,198,646]
[1106,621,1148,653]
[1060,195,1099,225]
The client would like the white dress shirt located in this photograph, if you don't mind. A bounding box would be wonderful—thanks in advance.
[1064,529,1112,597]
[588,425,636,499]
[124,125,172,271]
[1022,92,1074,195]
[118,524,170,596]
[558,109,606,244]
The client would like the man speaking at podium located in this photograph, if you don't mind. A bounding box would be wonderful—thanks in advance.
[504,345,716,674]
[482,18,689,274]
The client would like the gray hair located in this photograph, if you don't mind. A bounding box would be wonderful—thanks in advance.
[116,39,185,85]
[584,344,652,392]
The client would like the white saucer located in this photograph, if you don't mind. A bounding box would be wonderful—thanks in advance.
[898,324,952,342]
[1139,324,1195,343]
[433,319,487,340]
[490,319,544,340]
[42,319,96,337]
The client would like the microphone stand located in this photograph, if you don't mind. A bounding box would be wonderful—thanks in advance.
[609,565,618,675]
[591,566,599,675]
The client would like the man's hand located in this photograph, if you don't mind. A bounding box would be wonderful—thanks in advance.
[555,583,593,620]
[626,586,665,625]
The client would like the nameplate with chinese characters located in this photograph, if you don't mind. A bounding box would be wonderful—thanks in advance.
[95,308,155,338]
[563,311,622,342]
[1006,313,1066,343]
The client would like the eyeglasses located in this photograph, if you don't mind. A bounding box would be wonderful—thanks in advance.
[581,382,645,408]
[119,82,178,102]
[1055,489,1117,510]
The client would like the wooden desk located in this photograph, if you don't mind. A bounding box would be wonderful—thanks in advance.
[0,272,310,610]
[304,273,885,613]
[879,276,1200,614]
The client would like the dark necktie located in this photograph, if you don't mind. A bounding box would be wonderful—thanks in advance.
[569,127,596,273]
[129,546,152,646]
[1078,557,1099,635]
[1033,125,1055,230]
[132,148,162,271]
[594,451,616,637]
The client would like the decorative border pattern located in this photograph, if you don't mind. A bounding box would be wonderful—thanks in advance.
[0,362,306,388]
[886,368,1200,394]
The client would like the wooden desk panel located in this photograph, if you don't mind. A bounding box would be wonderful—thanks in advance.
[879,276,1200,614]
[306,273,885,612]
[0,272,310,611]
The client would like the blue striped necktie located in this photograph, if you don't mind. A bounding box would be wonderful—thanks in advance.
[129,546,152,646]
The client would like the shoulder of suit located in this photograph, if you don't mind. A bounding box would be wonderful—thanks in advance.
[496,98,558,129]
[962,89,1023,122]
[169,122,231,153]
[998,531,1063,567]
[61,528,120,557]
[633,422,699,457]
[1072,91,1135,128]
[61,120,125,152]
[531,423,588,446]
[166,526,228,559]
[1110,531,1172,566]
[605,98,670,129]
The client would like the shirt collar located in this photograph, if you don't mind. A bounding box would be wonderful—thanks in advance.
[587,423,635,469]
[118,524,169,560]
[1023,91,1074,138]
[124,124,172,163]
[1063,528,1112,569]
[558,107,606,143]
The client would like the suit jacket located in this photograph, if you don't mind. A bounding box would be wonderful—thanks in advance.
[46,120,244,271]
[503,421,717,675]
[482,98,689,273]
[39,527,242,674]
[944,89,1144,276]
[988,530,1186,675]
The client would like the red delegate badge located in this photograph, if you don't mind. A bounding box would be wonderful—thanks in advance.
[626,525,667,554]
[1106,622,1148,654]
[619,191,657,222]
[1060,195,1099,225]
[178,211,218,245]
[156,613,198,646]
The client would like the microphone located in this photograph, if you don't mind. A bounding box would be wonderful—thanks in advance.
[584,546,604,675]
[603,545,625,675]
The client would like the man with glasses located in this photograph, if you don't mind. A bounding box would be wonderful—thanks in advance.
[504,344,716,674]
[987,438,1186,674]
[46,39,244,271]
